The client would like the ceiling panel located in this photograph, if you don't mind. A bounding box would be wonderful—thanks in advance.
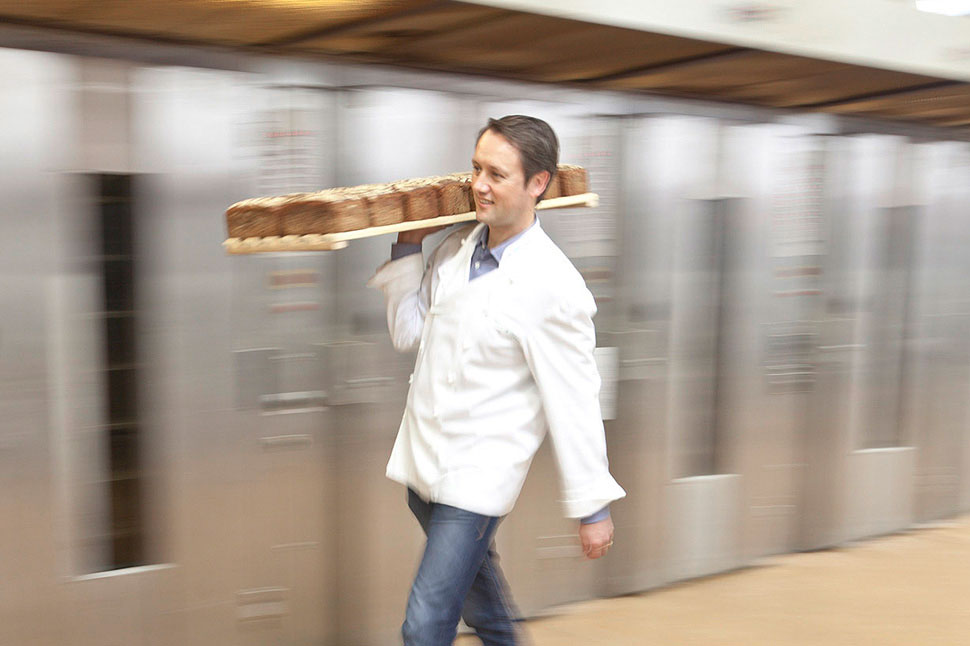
[820,84,970,112]
[596,50,939,104]
[23,0,254,39]
[310,9,735,83]
[535,34,735,84]
[344,12,567,73]
[821,85,970,126]
[171,0,437,46]
[0,0,89,21]
[588,50,834,88]
[0,0,967,130]
[777,68,947,108]
[293,3,507,55]
[0,0,434,45]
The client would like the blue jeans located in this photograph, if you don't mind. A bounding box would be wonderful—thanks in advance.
[403,489,520,646]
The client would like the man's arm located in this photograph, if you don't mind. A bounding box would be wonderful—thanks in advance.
[367,227,445,351]
[395,226,446,247]
[521,288,626,557]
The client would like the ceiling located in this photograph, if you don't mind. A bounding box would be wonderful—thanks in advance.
[2,0,969,130]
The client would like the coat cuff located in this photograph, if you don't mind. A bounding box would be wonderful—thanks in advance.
[580,506,611,524]
[560,474,626,519]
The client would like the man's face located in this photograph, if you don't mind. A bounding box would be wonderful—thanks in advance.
[472,129,548,237]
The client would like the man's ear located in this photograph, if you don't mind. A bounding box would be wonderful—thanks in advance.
[529,170,551,198]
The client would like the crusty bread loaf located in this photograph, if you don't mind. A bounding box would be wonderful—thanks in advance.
[448,172,476,212]
[557,164,588,196]
[542,172,561,200]
[279,190,369,235]
[362,188,406,227]
[393,179,439,221]
[226,164,588,238]
[226,195,293,238]
[430,175,472,216]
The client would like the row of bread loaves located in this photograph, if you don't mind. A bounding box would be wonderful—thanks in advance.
[226,165,588,239]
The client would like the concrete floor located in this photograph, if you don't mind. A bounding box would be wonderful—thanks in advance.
[458,514,970,646]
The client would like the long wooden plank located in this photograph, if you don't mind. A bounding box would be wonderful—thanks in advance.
[223,192,598,255]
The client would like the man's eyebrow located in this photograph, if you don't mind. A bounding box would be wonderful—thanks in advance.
[473,159,509,175]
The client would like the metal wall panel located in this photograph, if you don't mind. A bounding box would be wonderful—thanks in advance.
[822,135,917,541]
[599,116,678,595]
[904,142,970,521]
[797,135,855,549]
[0,48,78,646]
[330,86,476,645]
[132,66,341,646]
[613,114,747,585]
[717,123,820,558]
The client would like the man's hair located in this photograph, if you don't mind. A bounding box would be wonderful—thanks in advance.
[477,115,559,200]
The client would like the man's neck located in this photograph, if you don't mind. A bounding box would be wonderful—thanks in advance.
[487,214,535,249]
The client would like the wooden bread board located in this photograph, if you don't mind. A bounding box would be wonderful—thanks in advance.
[223,192,598,254]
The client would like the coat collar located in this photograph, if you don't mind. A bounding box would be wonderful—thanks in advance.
[460,216,544,265]
[434,217,546,306]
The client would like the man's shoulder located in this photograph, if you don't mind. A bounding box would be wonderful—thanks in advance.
[508,229,594,314]
[519,229,587,291]
[428,223,479,263]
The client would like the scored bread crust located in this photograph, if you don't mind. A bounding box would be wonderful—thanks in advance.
[279,191,369,235]
[429,175,472,216]
[226,164,587,238]
[557,164,588,196]
[226,195,292,238]
[394,180,440,221]
[543,172,562,200]
[448,172,476,213]
[363,189,406,227]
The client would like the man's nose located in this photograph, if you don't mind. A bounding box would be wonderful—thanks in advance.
[473,176,488,194]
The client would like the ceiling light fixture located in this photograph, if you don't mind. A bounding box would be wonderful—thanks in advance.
[916,0,970,16]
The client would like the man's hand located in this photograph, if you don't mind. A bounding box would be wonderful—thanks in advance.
[397,224,449,246]
[579,516,614,560]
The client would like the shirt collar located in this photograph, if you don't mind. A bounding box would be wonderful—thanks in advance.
[479,214,538,264]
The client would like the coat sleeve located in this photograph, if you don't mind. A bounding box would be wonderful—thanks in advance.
[522,288,627,519]
[367,226,474,352]
[366,252,431,352]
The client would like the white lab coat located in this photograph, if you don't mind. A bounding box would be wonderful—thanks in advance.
[368,220,625,518]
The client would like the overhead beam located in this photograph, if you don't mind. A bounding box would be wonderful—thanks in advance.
[577,46,750,84]
[800,80,965,109]
[295,6,514,55]
[255,0,447,47]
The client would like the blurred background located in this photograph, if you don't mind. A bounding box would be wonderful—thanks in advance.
[2,1,970,645]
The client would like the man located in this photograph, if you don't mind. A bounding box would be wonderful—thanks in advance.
[368,115,625,646]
